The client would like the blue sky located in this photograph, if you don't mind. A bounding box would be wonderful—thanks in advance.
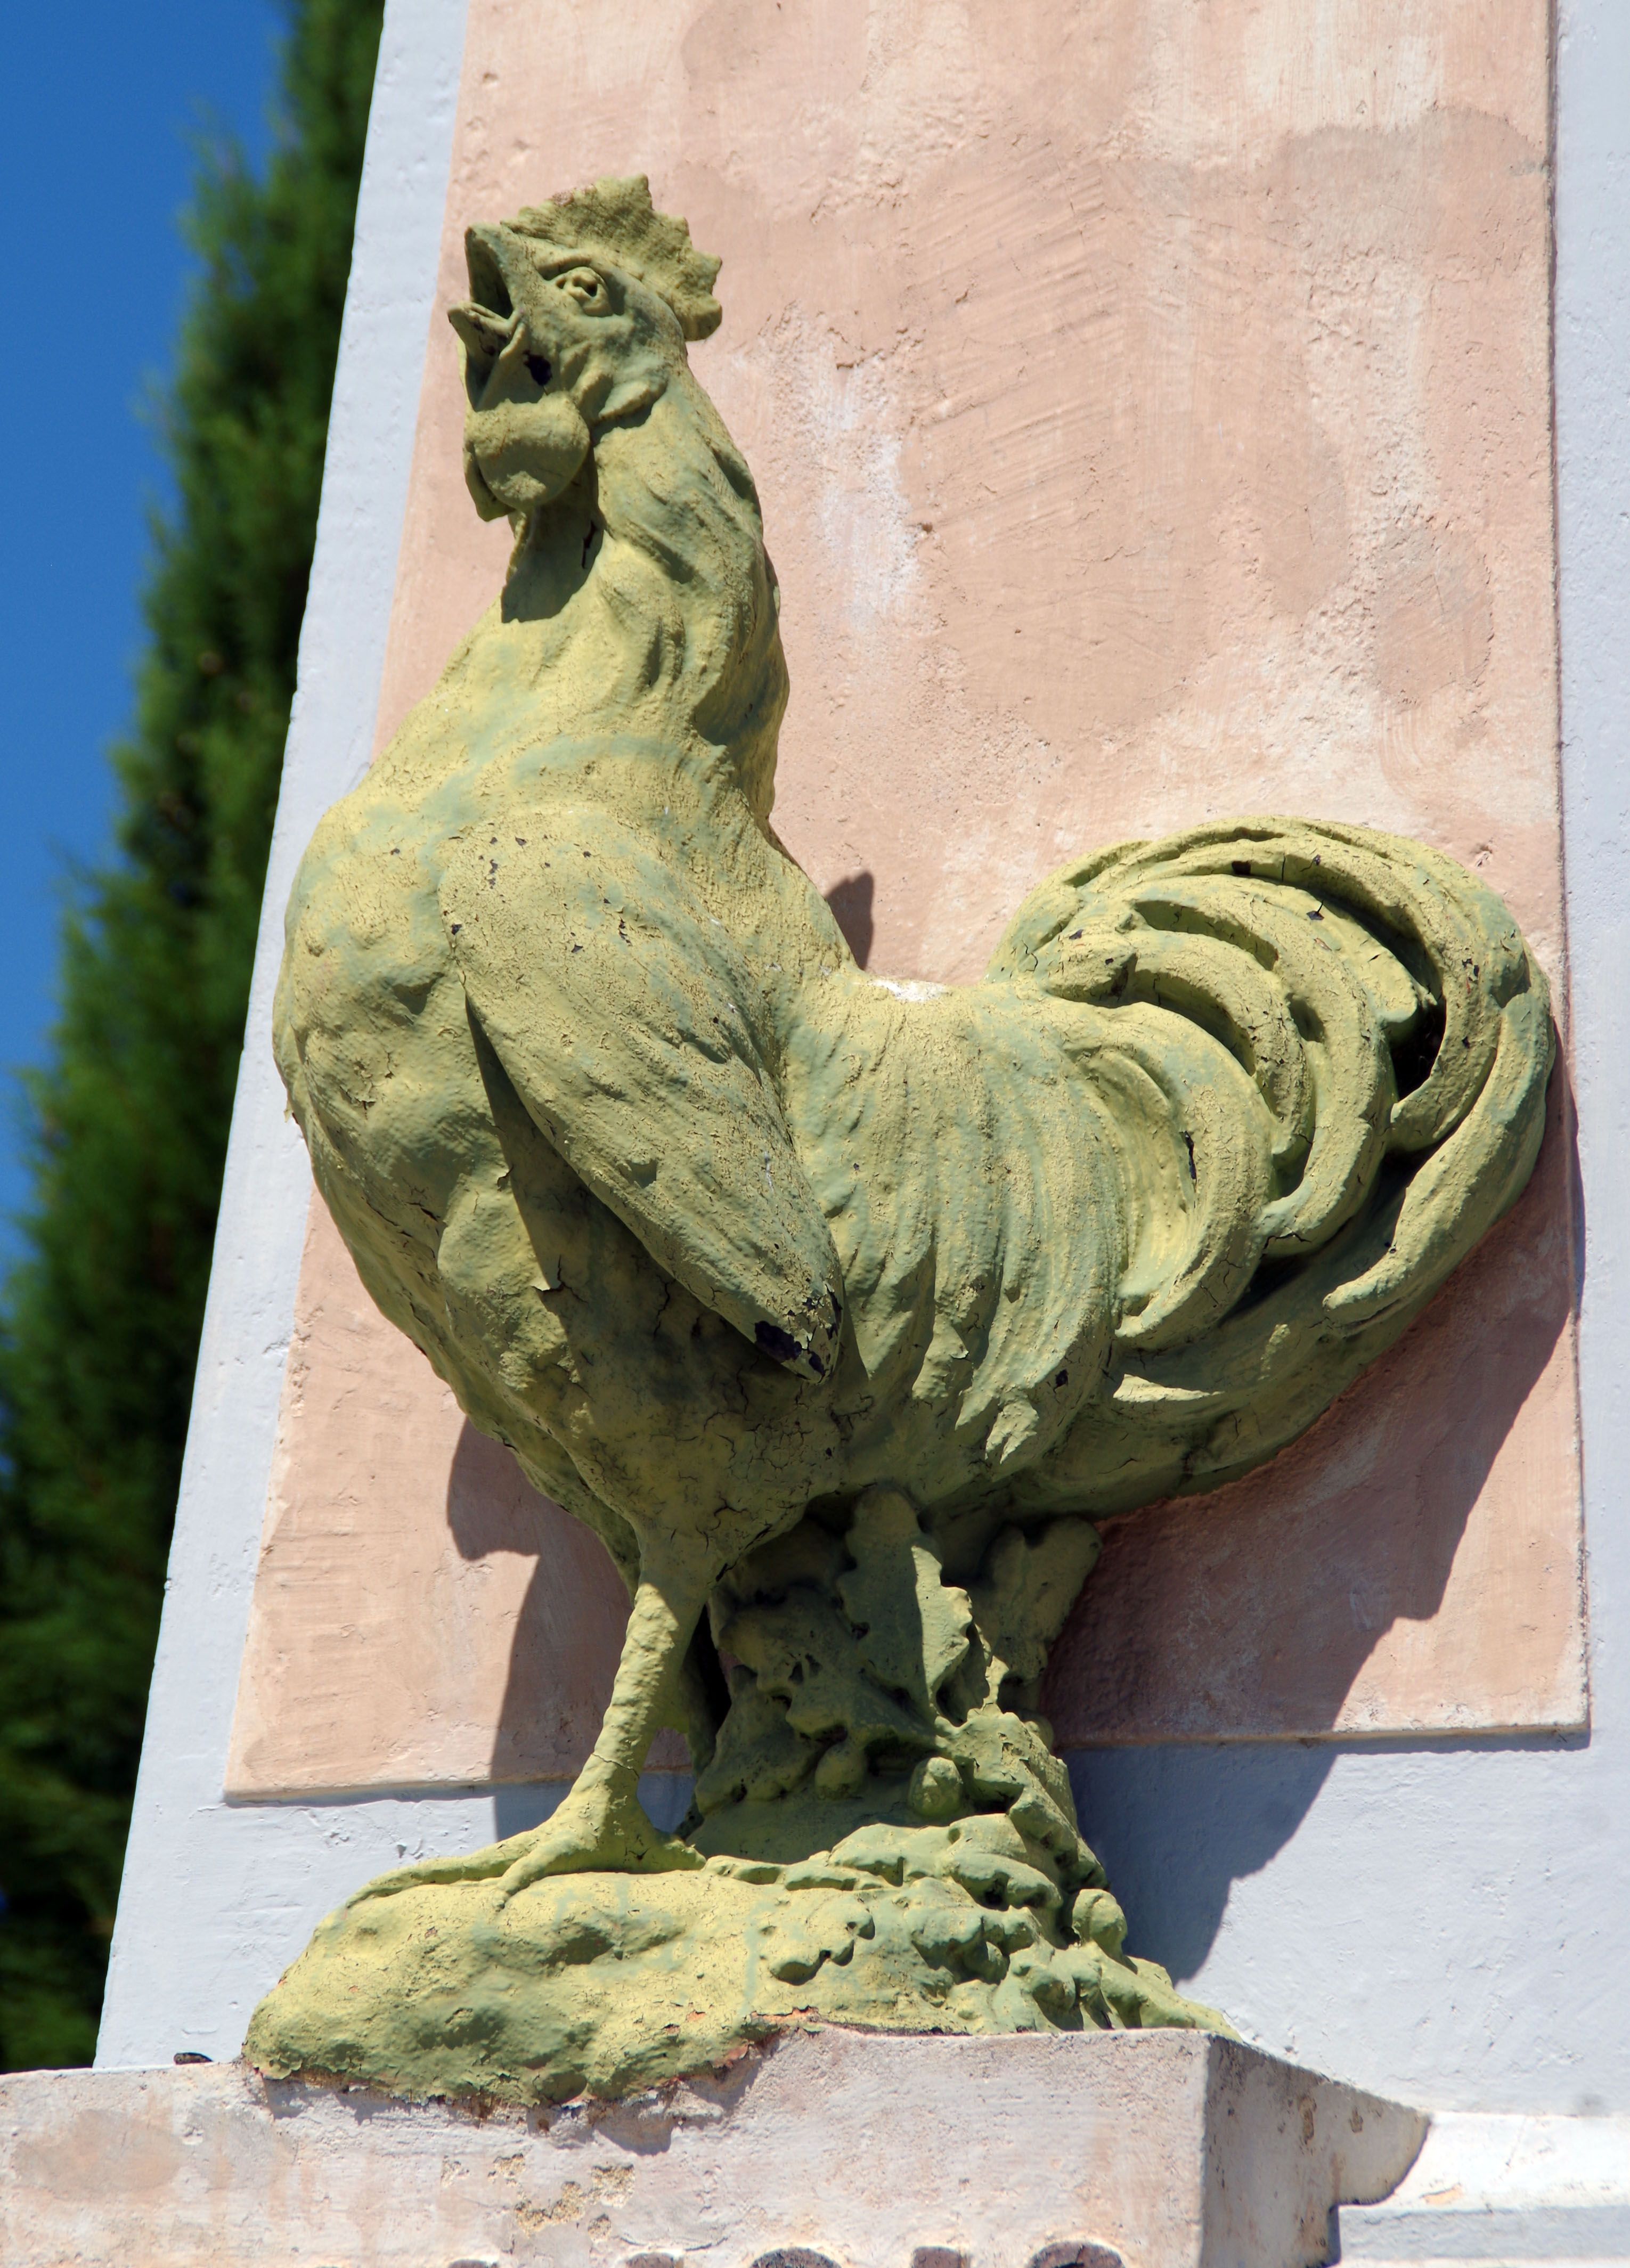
[0,2,279,1241]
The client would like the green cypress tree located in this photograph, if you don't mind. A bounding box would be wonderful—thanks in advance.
[0,0,385,2071]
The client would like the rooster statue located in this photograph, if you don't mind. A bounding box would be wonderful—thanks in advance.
[251,180,1552,2103]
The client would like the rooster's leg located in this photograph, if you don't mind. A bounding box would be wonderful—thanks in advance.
[490,1531,718,1898]
[347,1533,716,1906]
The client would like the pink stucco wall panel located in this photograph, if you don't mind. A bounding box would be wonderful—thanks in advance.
[227,0,1582,1796]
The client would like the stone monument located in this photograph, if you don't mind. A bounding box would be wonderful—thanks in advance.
[242,175,1548,2106]
[10,2,1630,2263]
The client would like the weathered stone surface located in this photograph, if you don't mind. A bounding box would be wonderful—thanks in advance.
[245,1825,1225,2107]
[253,152,1553,2097]
[227,0,1580,1818]
[0,2029,1423,2268]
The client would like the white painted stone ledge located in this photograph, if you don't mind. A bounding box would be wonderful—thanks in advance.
[1335,2109,1630,2263]
[2,2027,1420,2268]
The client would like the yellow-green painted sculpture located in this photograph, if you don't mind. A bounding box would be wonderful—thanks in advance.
[248,179,1553,2103]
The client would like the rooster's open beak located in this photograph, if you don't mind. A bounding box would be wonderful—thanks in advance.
[448,300,517,374]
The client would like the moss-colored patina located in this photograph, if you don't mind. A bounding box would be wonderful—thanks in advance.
[250,179,1552,2102]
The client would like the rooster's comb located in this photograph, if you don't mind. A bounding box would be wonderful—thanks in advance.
[506,176,722,342]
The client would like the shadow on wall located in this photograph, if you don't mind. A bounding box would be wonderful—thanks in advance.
[1046,1058,1579,1746]
[1059,1061,1583,1984]
[1066,1743,1339,1984]
[824,870,875,967]
[1070,1726,1588,1991]
[446,1424,693,1783]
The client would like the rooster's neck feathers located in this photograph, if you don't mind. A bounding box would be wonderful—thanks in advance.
[491,369,788,827]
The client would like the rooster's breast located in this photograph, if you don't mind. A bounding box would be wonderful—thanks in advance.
[277,818,499,1235]
[275,803,844,1547]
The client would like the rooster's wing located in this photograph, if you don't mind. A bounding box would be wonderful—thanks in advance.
[439,804,843,1381]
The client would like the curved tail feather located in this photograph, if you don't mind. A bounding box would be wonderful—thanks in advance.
[989,817,1554,1503]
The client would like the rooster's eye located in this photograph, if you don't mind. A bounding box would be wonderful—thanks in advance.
[555,267,605,310]
[525,353,551,387]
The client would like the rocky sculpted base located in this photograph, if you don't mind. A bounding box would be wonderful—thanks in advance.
[247,1808,1222,2107]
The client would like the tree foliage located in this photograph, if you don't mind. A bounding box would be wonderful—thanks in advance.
[0,0,384,2071]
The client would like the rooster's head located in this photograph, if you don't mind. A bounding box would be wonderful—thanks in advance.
[449,175,722,524]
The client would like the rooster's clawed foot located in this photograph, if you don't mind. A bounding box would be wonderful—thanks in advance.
[345,1779,703,1909]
